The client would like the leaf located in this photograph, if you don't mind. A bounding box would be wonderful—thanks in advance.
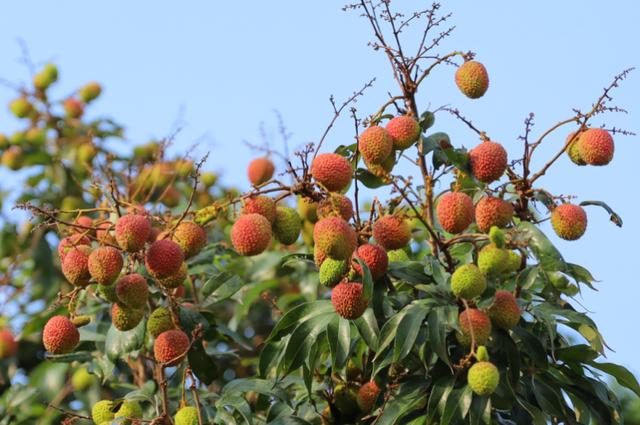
[221,379,290,403]
[355,258,374,301]
[566,263,597,286]
[427,306,454,366]
[356,168,389,188]
[588,361,640,397]
[374,310,408,361]
[554,345,599,363]
[531,376,567,418]
[266,301,334,343]
[201,275,244,306]
[188,340,218,385]
[580,200,623,227]
[105,320,146,362]
[469,395,491,425]
[326,316,351,370]
[375,379,428,425]
[279,253,314,268]
[354,309,379,350]
[45,351,93,363]
[393,303,429,362]
[279,312,333,373]
[517,221,567,272]
[179,306,211,334]
[200,271,233,296]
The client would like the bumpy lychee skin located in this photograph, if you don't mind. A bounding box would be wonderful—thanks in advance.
[386,115,421,150]
[353,244,389,281]
[359,125,393,165]
[154,329,190,366]
[172,221,207,258]
[175,406,199,425]
[157,262,188,288]
[505,250,522,273]
[43,315,79,354]
[387,249,409,262]
[115,273,149,308]
[334,383,359,415]
[241,196,277,224]
[578,128,614,165]
[298,197,318,223]
[469,141,508,183]
[313,217,357,260]
[96,221,116,245]
[475,197,513,233]
[365,151,396,178]
[319,258,349,287]
[488,290,521,329]
[311,153,352,192]
[551,203,587,241]
[467,361,500,396]
[437,192,474,234]
[457,309,492,346]
[147,307,175,338]
[92,400,115,424]
[231,213,272,256]
[247,157,275,185]
[273,206,302,245]
[115,214,151,252]
[62,245,92,286]
[111,303,145,331]
[58,234,90,263]
[373,215,411,250]
[88,246,123,286]
[331,281,368,319]
[0,329,17,358]
[451,264,486,299]
[455,61,489,99]
[318,194,354,221]
[566,131,586,166]
[478,244,509,277]
[145,239,185,279]
[357,380,381,413]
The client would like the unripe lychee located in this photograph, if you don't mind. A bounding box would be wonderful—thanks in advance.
[365,151,396,178]
[476,345,490,362]
[145,239,185,279]
[175,406,199,425]
[147,307,175,338]
[469,141,507,183]
[475,196,513,233]
[551,203,587,241]
[1,146,24,170]
[451,264,486,299]
[319,258,349,287]
[457,309,492,346]
[247,157,275,185]
[386,115,421,150]
[318,194,354,221]
[172,221,207,258]
[157,262,188,289]
[88,246,123,286]
[565,131,586,165]
[63,98,84,118]
[578,128,614,166]
[455,61,489,99]
[58,234,90,262]
[111,303,145,331]
[115,400,142,425]
[241,196,276,224]
[98,281,119,303]
[334,383,359,415]
[154,329,190,366]
[92,400,115,424]
[467,361,500,396]
[487,290,520,329]
[79,81,102,103]
[43,315,79,354]
[0,329,17,359]
[373,215,411,250]
[115,214,151,252]
[273,206,302,245]
[115,273,149,308]
[357,380,381,413]
[298,197,318,223]
[352,244,388,280]
[387,249,409,262]
[477,244,509,277]
[313,217,357,260]
[25,127,46,146]
[71,367,95,391]
[437,192,474,234]
[505,250,522,273]
[9,97,33,118]
[231,213,272,256]
[488,226,506,248]
[359,125,393,165]
[331,281,367,319]
[62,245,92,286]
[311,153,352,192]
[33,64,58,91]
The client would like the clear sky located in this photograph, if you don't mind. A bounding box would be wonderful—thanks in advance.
[0,2,638,374]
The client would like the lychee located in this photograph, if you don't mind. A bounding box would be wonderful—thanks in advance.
[475,196,513,233]
[79,82,102,103]
[313,217,357,260]
[71,367,95,391]
[111,303,145,331]
[386,115,421,150]
[92,400,115,424]
[175,406,199,425]
[318,194,354,221]
[0,328,17,358]
[478,244,509,277]
[469,141,507,183]
[319,258,349,287]
[578,128,614,166]
[98,282,119,303]
[273,206,302,245]
[457,309,492,346]
[63,98,84,119]
[88,246,123,286]
[115,214,151,252]
[145,239,185,279]
[43,315,79,354]
[115,401,142,425]
[157,262,188,289]
[352,243,388,280]
[1,146,24,170]
[451,264,486,299]
[172,221,207,258]
[241,196,276,224]
[467,361,500,396]
[58,234,90,262]
[436,192,474,234]
[247,157,275,185]
[331,281,367,319]
[551,203,587,241]
[115,273,149,308]
[373,215,411,250]
[147,307,175,338]
[387,249,409,262]
[298,197,318,223]
[357,380,381,413]
[62,245,92,286]
[505,250,522,273]
[9,97,33,118]
[487,290,520,329]
[359,125,393,165]
[333,383,359,415]
[154,329,190,366]
[311,153,352,192]
[231,213,272,256]
[455,61,489,99]
[565,131,586,165]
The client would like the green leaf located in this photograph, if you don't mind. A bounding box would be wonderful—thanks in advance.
[221,379,290,404]
[188,340,218,385]
[393,303,429,362]
[105,320,146,362]
[201,275,244,306]
[266,300,333,342]
[356,168,389,188]
[427,306,454,366]
[580,200,623,227]
[354,308,379,350]
[355,258,374,301]
[469,395,491,425]
[376,379,428,425]
[45,351,93,363]
[555,345,599,363]
[588,361,640,397]
[326,316,351,370]
[517,221,567,272]
[279,312,333,373]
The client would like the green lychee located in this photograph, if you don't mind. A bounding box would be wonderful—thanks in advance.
[467,361,500,396]
[451,264,486,299]
[319,258,349,287]
[273,206,302,245]
[477,244,509,277]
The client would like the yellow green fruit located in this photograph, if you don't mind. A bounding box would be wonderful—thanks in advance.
[313,217,357,260]
[566,131,586,165]
[504,251,522,273]
[9,97,33,118]
[231,213,272,256]
[79,81,102,103]
[201,171,217,187]
[476,346,490,362]
[551,203,587,241]
[387,249,409,262]
[319,258,348,287]
[147,307,175,338]
[1,146,24,170]
[455,60,489,99]
[25,127,46,146]
[477,244,509,277]
[359,125,393,165]
[467,361,500,396]
[111,303,145,331]
[98,281,119,302]
[273,206,301,245]
[175,406,199,425]
[451,264,486,299]
[92,400,115,424]
[71,367,94,391]
[115,400,142,424]
[488,226,506,248]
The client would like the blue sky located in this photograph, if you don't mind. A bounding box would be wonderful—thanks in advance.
[0,2,638,374]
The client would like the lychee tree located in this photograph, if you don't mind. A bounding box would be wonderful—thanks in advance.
[0,2,637,425]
